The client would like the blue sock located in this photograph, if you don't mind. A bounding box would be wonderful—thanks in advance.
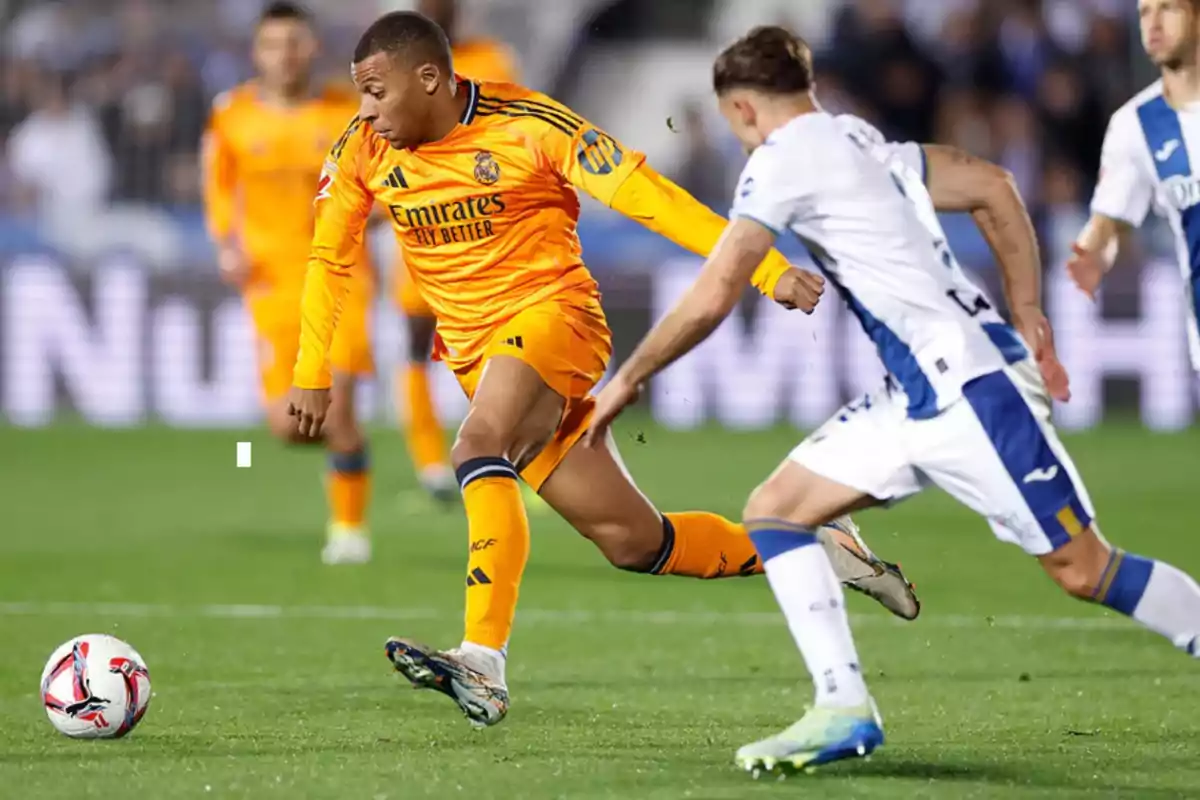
[1093,549,1200,655]
[1092,550,1153,616]
[748,520,819,562]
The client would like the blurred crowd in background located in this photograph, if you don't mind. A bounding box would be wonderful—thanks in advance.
[0,0,1154,271]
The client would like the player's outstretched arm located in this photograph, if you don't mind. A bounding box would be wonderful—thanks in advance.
[606,164,814,308]
[586,218,785,443]
[526,97,815,309]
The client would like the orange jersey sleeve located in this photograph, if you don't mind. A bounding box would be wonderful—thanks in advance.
[200,84,367,294]
[607,164,791,298]
[295,117,377,389]
[519,92,645,207]
[201,93,239,244]
[516,90,789,298]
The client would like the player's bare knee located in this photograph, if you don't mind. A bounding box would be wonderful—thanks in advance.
[1040,528,1112,601]
[323,415,364,454]
[1048,564,1100,600]
[451,424,508,468]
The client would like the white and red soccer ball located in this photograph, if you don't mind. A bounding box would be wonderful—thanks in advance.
[40,634,151,739]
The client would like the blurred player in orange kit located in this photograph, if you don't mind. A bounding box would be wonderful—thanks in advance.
[203,2,375,565]
[289,12,919,726]
[391,0,523,504]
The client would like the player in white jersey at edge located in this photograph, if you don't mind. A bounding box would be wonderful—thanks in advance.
[1070,0,1200,368]
[586,25,1200,776]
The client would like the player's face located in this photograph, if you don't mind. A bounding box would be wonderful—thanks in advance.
[717,91,768,154]
[1139,0,1198,69]
[353,53,440,149]
[253,19,317,91]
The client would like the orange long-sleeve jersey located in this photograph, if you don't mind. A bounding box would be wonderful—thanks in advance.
[295,79,791,388]
[203,83,371,297]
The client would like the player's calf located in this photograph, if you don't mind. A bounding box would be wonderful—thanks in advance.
[397,314,456,501]
[322,374,372,565]
[1041,527,1200,656]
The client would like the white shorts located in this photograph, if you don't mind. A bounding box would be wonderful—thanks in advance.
[789,362,1095,556]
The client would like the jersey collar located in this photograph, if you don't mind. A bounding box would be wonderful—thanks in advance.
[458,78,480,125]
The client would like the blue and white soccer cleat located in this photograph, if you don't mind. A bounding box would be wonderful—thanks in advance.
[736,701,885,777]
[384,638,509,727]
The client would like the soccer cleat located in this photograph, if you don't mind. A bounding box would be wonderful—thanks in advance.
[384,638,509,727]
[736,701,884,777]
[819,517,921,621]
[321,524,371,565]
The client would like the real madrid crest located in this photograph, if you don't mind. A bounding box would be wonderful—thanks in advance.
[474,151,500,185]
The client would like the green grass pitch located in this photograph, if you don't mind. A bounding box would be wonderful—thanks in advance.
[1,419,1199,799]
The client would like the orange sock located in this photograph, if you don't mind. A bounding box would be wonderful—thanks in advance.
[653,512,765,578]
[398,363,450,474]
[327,448,371,528]
[458,457,530,650]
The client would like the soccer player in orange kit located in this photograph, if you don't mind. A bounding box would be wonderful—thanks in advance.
[392,0,523,504]
[289,11,918,726]
[203,2,375,565]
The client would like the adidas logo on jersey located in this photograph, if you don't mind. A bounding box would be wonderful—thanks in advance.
[383,167,408,189]
[503,336,523,349]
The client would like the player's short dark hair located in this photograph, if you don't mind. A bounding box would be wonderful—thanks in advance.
[713,26,814,96]
[258,1,313,26]
[353,11,452,71]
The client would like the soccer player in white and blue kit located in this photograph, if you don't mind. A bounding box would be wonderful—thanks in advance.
[1069,0,1200,368]
[587,25,1200,776]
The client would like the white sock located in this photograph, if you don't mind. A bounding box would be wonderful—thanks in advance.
[1115,557,1200,655]
[752,526,870,709]
[460,640,507,684]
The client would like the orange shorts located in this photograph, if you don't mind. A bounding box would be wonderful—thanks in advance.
[451,297,612,490]
[393,254,433,317]
[248,285,374,402]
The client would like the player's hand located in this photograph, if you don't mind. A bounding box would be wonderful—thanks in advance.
[1012,306,1071,403]
[287,386,331,437]
[583,374,642,448]
[1066,243,1106,301]
[217,244,250,288]
[772,267,825,313]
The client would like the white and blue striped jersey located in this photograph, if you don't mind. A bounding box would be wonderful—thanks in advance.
[1091,80,1200,370]
[731,112,1028,420]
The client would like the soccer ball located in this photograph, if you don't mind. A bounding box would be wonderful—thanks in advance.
[40,634,151,739]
